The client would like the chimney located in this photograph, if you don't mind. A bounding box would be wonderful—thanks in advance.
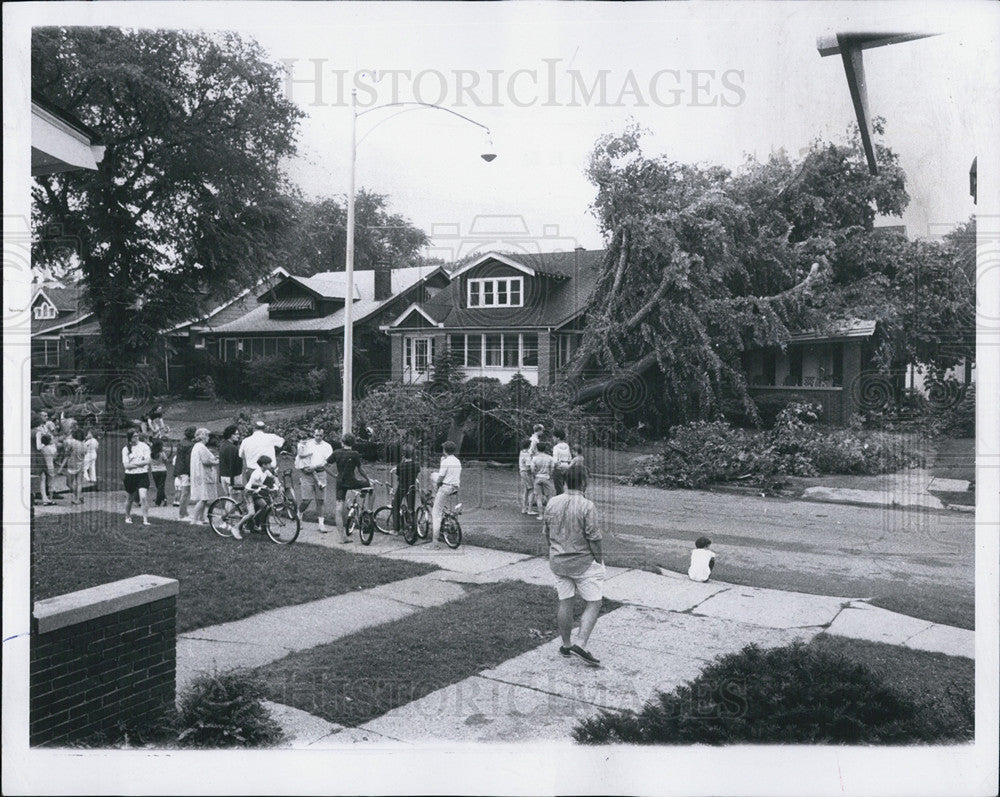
[374,262,392,301]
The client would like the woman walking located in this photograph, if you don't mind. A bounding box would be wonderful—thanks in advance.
[122,429,151,525]
[149,438,170,506]
[188,427,219,526]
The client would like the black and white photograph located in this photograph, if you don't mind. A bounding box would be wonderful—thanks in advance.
[3,1,998,794]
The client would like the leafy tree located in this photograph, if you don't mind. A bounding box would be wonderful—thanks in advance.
[570,119,969,424]
[280,190,430,276]
[31,27,303,417]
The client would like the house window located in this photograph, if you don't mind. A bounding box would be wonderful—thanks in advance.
[31,338,60,367]
[217,336,318,361]
[557,333,578,368]
[34,302,57,320]
[503,334,519,368]
[521,333,538,367]
[466,334,482,367]
[467,277,524,308]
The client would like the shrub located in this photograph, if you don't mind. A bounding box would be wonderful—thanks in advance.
[188,374,217,400]
[936,384,975,438]
[176,670,285,748]
[573,642,957,745]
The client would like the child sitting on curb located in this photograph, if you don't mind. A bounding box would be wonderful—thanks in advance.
[688,536,716,582]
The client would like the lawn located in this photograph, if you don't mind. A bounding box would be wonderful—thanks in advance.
[32,510,437,632]
[254,580,620,727]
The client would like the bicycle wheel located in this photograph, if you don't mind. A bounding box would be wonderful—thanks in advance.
[208,497,241,538]
[359,511,375,545]
[265,507,300,545]
[373,506,394,535]
[442,515,462,549]
[345,505,360,538]
[415,505,430,539]
[401,508,418,545]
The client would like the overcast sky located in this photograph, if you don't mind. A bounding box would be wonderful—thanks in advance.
[14,1,1000,260]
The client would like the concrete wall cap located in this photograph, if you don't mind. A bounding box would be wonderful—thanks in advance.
[33,575,179,634]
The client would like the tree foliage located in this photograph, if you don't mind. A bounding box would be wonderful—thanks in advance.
[573,120,971,425]
[280,190,430,276]
[31,27,304,362]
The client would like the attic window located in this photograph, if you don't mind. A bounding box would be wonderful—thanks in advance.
[269,297,315,313]
[468,277,523,308]
[34,302,57,320]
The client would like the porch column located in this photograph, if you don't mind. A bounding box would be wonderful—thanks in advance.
[842,341,863,417]
[321,336,341,399]
[390,335,403,381]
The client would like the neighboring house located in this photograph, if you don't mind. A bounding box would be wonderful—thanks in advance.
[30,284,97,372]
[742,320,877,425]
[200,265,451,397]
[382,249,604,386]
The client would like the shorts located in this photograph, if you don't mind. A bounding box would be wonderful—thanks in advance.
[123,472,150,495]
[336,478,370,501]
[299,468,327,497]
[533,478,554,500]
[174,474,191,488]
[553,560,606,601]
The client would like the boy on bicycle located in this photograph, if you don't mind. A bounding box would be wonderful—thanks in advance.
[390,444,420,533]
[235,454,277,540]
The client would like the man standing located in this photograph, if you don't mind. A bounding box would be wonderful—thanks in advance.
[238,420,285,483]
[173,426,197,517]
[543,463,604,667]
[296,427,334,531]
[218,425,242,496]
[551,428,572,495]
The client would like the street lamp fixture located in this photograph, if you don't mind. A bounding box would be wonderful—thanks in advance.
[342,91,497,434]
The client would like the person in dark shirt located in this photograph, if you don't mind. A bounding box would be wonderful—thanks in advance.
[218,425,242,496]
[326,433,370,543]
[391,444,421,533]
[173,426,197,517]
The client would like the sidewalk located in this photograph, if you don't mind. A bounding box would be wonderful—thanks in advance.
[792,468,975,513]
[174,525,975,746]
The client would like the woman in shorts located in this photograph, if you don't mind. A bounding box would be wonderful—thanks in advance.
[122,429,151,525]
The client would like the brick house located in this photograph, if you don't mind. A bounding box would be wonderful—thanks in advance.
[382,249,604,386]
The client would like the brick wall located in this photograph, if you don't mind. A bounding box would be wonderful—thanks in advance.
[30,575,179,746]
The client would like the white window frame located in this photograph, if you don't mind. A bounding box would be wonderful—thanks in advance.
[467,276,524,308]
[404,335,435,373]
[33,338,61,367]
[452,332,538,369]
[34,302,58,320]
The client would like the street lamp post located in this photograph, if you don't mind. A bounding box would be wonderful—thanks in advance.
[341,89,496,434]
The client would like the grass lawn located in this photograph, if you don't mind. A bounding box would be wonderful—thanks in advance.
[254,580,620,727]
[32,510,437,633]
[809,634,974,741]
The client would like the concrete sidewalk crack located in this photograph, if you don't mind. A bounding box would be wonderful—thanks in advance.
[476,673,625,712]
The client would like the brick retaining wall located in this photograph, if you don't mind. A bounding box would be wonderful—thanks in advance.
[30,575,179,746]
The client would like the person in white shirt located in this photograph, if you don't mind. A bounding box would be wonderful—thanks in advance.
[295,428,334,531]
[528,424,545,457]
[688,536,717,582]
[429,441,461,549]
[236,455,278,540]
[238,421,285,481]
[551,428,573,495]
[121,429,151,526]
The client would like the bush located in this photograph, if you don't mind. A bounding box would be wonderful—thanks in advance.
[573,642,957,744]
[176,670,285,748]
[936,384,975,438]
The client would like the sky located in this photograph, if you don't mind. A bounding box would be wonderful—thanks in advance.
[11,1,998,261]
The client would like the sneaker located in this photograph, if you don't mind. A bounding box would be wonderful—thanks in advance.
[231,526,244,540]
[142,520,151,526]
[124,515,133,524]
[559,645,572,658]
[318,519,326,532]
[527,511,538,516]
[569,645,600,667]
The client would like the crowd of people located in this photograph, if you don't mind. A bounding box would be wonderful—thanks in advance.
[31,410,100,506]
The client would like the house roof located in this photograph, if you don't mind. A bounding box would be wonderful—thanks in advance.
[169,267,290,333]
[789,319,877,343]
[33,284,84,312]
[210,265,447,335]
[31,96,105,176]
[391,249,606,331]
[31,284,93,336]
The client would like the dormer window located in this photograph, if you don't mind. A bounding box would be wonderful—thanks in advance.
[468,277,523,308]
[34,302,57,320]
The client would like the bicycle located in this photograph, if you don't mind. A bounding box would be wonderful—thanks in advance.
[346,480,382,546]
[373,484,423,545]
[207,480,300,545]
[413,487,463,549]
